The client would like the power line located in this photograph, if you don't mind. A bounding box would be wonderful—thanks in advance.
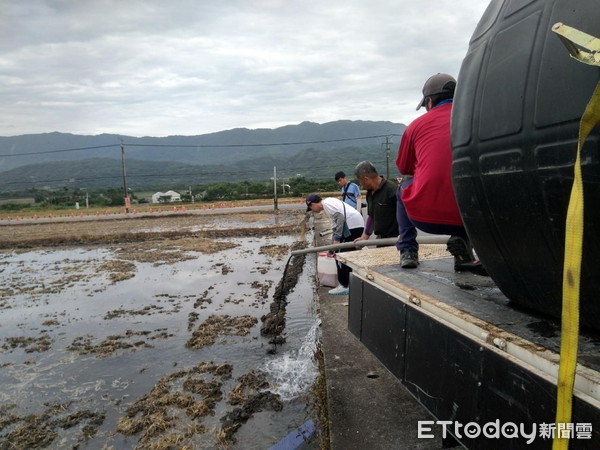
[0,134,400,158]
[0,158,392,188]
[123,134,401,148]
[0,144,118,157]
[0,132,400,190]
[0,154,395,183]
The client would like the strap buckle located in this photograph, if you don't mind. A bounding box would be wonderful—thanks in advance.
[552,22,600,66]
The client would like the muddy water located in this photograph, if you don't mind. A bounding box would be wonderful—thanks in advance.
[0,222,320,448]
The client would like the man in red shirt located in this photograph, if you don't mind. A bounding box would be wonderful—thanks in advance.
[396,73,485,275]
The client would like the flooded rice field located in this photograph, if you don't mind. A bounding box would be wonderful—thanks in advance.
[0,210,321,449]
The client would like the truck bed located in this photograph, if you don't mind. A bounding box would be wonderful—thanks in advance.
[340,245,600,448]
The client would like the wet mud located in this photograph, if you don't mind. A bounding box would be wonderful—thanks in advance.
[0,211,318,449]
[116,362,231,447]
[0,211,302,249]
[186,315,259,350]
[0,403,105,449]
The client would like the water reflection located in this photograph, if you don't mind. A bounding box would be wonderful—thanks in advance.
[0,230,319,448]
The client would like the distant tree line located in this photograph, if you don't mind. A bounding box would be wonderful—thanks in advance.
[197,176,336,202]
[0,176,341,210]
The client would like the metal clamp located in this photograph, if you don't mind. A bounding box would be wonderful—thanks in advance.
[552,22,600,66]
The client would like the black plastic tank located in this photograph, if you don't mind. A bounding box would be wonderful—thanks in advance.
[451,0,600,330]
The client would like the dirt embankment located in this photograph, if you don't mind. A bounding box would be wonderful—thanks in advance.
[0,211,305,249]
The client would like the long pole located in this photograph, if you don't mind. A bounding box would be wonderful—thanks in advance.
[121,141,129,213]
[290,235,447,256]
[273,166,278,210]
[385,136,391,179]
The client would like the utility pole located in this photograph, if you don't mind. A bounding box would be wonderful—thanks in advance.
[385,136,391,180]
[273,166,278,211]
[121,140,130,213]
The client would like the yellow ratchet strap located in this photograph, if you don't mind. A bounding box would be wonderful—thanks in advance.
[551,22,600,450]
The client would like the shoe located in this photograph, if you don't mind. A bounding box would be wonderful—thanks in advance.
[446,236,488,276]
[328,285,349,295]
[446,236,474,270]
[458,261,488,276]
[400,248,419,268]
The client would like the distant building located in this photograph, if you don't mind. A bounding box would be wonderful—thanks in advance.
[151,190,182,204]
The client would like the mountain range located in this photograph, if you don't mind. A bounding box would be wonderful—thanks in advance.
[0,120,405,191]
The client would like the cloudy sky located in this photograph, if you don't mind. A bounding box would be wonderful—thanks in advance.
[0,0,490,138]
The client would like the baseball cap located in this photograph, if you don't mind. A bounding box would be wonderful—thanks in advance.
[416,73,456,110]
[305,194,322,211]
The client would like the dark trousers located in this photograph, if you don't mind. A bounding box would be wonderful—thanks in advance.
[337,227,364,287]
[396,178,418,252]
[396,178,468,252]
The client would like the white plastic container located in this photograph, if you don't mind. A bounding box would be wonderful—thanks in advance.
[317,253,338,287]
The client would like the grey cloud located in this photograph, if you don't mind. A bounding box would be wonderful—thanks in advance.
[0,0,490,137]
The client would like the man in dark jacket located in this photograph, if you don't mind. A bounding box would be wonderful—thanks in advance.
[353,161,399,243]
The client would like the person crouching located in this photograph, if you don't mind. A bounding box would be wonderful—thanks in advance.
[306,194,365,295]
